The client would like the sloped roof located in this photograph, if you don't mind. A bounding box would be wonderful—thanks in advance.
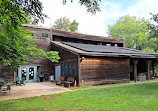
[22,24,124,44]
[51,29,124,43]
[51,41,157,58]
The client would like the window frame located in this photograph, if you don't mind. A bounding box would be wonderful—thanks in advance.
[42,33,48,38]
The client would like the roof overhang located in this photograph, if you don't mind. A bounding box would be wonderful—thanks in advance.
[51,41,158,59]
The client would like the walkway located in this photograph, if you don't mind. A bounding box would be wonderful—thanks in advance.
[1,80,158,101]
[0,82,71,101]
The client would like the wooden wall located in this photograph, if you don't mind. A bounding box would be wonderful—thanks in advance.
[80,57,130,85]
[22,26,53,76]
[51,43,79,80]
[0,66,14,80]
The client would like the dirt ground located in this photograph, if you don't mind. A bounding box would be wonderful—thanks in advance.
[1,80,158,101]
[0,82,71,101]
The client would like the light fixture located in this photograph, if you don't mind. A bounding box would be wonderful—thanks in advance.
[80,57,85,62]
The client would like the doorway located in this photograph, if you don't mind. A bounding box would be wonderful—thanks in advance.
[55,65,61,80]
[18,66,37,82]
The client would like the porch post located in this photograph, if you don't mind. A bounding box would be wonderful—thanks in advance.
[146,60,152,80]
[78,55,81,86]
[133,60,138,82]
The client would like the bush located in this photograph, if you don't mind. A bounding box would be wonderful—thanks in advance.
[138,73,146,76]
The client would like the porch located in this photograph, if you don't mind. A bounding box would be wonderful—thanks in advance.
[130,59,158,82]
[0,82,71,101]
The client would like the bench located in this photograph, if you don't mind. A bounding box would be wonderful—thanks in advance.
[56,76,65,85]
[64,77,75,87]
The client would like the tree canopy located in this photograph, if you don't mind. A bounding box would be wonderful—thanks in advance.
[0,0,46,28]
[0,0,101,70]
[63,0,101,14]
[148,13,158,52]
[108,15,152,51]
[0,0,60,70]
[53,17,79,32]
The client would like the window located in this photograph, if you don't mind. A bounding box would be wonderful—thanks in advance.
[114,44,118,47]
[29,68,34,80]
[83,40,88,44]
[42,33,48,38]
[78,39,83,43]
[88,41,93,44]
[21,67,26,79]
[97,42,102,45]
[67,38,73,42]
[106,44,111,46]
[61,61,77,77]
[53,35,61,41]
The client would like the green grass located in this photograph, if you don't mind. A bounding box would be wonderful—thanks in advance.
[1,82,158,111]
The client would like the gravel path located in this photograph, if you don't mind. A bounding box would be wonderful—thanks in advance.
[0,82,71,101]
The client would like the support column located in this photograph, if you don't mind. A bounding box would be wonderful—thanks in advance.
[78,55,81,86]
[146,60,152,80]
[132,60,138,82]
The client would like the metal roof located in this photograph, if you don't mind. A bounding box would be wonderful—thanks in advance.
[51,41,158,58]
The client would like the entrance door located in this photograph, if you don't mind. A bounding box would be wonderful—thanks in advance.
[55,65,61,80]
[18,66,37,82]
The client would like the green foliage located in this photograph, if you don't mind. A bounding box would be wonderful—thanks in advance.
[0,0,46,28]
[0,0,60,70]
[108,15,150,50]
[53,16,79,32]
[148,13,158,52]
[1,82,158,111]
[63,0,101,14]
[69,20,79,32]
[138,73,146,76]
[0,23,60,70]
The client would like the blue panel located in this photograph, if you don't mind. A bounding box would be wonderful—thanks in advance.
[18,66,37,82]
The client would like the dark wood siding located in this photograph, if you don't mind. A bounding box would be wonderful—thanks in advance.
[22,27,53,76]
[0,66,14,80]
[51,43,79,80]
[80,57,130,82]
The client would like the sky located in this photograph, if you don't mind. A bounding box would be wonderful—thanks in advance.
[39,0,158,36]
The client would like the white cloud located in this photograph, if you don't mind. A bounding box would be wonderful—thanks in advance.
[126,0,158,19]
[39,0,107,36]
[39,0,158,36]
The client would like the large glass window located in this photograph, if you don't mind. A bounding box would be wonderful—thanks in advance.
[88,41,93,44]
[21,67,26,79]
[61,61,77,77]
[106,44,111,46]
[54,36,62,41]
[115,44,118,47]
[29,68,34,80]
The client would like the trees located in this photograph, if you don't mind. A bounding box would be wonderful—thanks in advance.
[148,13,158,52]
[0,0,100,70]
[0,0,60,70]
[0,0,46,28]
[63,0,101,14]
[53,17,79,32]
[108,15,150,50]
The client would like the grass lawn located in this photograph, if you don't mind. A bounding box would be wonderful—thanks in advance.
[1,82,158,111]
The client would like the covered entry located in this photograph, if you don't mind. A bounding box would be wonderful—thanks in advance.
[18,66,37,82]
[130,59,157,81]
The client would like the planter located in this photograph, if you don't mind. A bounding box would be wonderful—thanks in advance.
[138,76,146,81]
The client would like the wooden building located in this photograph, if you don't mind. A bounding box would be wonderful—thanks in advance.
[0,24,157,86]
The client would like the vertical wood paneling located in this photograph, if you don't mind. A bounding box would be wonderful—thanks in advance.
[80,58,130,81]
